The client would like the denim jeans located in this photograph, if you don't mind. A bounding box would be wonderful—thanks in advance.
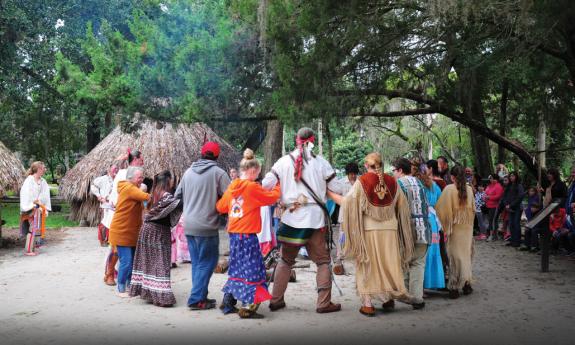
[186,235,219,306]
[116,245,135,293]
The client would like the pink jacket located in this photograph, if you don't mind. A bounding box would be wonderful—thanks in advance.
[485,182,504,209]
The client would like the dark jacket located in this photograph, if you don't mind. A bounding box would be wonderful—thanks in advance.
[500,183,525,211]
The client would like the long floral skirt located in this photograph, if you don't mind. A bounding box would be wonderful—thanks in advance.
[222,233,271,306]
[129,222,176,306]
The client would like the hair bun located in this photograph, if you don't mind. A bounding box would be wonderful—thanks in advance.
[243,148,255,160]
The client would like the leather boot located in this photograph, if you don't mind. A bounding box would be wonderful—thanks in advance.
[104,252,118,286]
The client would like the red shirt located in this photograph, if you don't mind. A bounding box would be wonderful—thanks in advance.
[549,208,566,232]
[485,181,504,209]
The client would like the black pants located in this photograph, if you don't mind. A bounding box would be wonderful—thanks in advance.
[509,208,522,247]
[487,207,499,238]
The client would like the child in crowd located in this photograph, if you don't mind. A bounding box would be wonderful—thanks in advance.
[474,184,489,240]
[521,187,542,252]
[549,207,572,254]
[216,149,280,319]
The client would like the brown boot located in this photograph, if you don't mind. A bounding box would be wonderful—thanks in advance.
[316,302,341,314]
[104,252,118,286]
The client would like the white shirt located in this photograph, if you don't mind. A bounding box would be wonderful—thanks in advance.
[262,149,342,229]
[20,175,52,213]
[90,174,114,209]
[108,169,128,207]
[337,176,356,223]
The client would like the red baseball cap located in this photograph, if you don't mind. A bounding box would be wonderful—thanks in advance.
[201,141,220,157]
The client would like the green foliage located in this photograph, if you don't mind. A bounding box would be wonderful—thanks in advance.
[0,203,78,229]
[332,132,373,170]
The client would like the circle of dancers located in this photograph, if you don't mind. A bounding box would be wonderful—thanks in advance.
[23,127,478,319]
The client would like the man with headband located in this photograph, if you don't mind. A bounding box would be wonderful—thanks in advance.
[262,127,344,314]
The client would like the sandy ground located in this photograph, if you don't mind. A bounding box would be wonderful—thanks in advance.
[0,227,574,345]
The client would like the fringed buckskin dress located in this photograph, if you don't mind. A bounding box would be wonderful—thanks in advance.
[341,172,415,306]
[435,184,475,290]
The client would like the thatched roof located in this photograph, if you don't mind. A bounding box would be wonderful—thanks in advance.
[0,140,25,196]
[59,121,241,225]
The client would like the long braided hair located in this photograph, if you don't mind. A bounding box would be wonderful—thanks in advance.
[451,165,468,205]
[365,152,389,199]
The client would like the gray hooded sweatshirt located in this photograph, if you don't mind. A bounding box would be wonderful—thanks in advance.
[175,159,230,237]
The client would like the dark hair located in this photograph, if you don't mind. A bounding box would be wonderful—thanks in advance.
[128,150,142,164]
[345,162,360,175]
[392,157,412,176]
[547,168,561,183]
[437,156,448,164]
[151,170,173,206]
[296,127,315,140]
[450,165,468,205]
[426,159,440,176]
[201,152,217,161]
[412,158,432,188]
[509,171,521,184]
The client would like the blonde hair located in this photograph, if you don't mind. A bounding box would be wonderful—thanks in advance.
[27,161,45,176]
[239,149,260,171]
[365,152,389,198]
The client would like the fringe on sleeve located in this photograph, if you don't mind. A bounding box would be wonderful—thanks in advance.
[342,182,368,263]
[396,190,414,271]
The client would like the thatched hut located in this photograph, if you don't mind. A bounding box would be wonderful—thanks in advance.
[0,140,25,197]
[59,121,241,225]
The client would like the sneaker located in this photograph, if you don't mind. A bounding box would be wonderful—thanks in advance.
[519,246,531,251]
[189,301,216,310]
[475,234,487,241]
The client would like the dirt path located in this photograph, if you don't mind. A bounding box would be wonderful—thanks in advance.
[0,227,573,345]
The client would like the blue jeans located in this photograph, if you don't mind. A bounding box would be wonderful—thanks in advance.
[116,246,136,293]
[186,235,219,305]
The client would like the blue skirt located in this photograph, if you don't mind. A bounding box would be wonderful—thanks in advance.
[222,233,271,305]
[424,215,445,289]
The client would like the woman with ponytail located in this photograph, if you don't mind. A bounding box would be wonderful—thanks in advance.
[329,153,415,317]
[435,165,475,299]
[129,170,181,307]
[216,149,280,319]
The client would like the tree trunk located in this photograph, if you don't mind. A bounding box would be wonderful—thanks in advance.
[86,109,100,152]
[325,121,334,164]
[537,113,546,170]
[458,67,493,178]
[497,78,509,164]
[262,120,283,173]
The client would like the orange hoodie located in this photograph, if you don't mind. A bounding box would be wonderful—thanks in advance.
[216,179,280,234]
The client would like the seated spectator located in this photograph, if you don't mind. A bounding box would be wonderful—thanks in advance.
[550,207,569,254]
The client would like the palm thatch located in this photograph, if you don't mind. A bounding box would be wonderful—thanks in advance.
[59,121,241,225]
[0,140,25,197]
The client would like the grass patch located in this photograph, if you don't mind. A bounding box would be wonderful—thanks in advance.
[0,202,78,229]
